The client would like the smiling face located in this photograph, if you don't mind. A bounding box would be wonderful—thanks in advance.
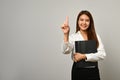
[78,14,90,31]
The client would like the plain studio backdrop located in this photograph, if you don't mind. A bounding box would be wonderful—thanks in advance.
[0,0,120,80]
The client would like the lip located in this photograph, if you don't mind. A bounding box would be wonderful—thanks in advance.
[80,25,88,30]
[81,26,87,28]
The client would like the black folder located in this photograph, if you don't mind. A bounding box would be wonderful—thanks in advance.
[75,40,97,53]
[75,40,98,68]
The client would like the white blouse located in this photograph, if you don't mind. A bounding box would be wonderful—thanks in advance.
[62,31,106,62]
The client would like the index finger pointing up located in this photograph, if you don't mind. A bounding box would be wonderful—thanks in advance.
[64,16,69,26]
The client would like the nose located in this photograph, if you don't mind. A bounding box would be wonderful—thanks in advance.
[83,20,86,24]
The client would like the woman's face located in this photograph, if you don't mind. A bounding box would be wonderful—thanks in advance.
[78,14,90,31]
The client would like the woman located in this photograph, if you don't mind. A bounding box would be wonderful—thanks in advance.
[61,10,106,80]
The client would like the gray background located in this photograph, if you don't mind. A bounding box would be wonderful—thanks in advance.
[0,0,120,80]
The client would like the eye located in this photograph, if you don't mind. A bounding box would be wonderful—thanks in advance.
[86,19,90,22]
[79,18,84,21]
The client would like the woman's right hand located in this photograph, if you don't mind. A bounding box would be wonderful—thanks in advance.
[61,16,70,35]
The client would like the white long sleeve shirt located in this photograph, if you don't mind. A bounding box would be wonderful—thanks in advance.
[62,31,106,62]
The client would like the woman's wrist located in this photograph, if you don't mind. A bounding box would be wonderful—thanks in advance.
[64,34,69,42]
[83,54,87,60]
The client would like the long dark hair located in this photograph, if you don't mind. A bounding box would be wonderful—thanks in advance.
[76,10,99,48]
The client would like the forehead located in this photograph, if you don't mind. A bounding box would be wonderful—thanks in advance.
[79,14,89,19]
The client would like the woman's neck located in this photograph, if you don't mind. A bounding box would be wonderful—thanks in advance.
[80,30,87,35]
[80,30,88,40]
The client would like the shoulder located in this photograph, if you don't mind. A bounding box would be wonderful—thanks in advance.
[69,32,79,39]
[68,32,78,43]
[96,33,103,44]
[96,33,100,38]
[69,31,82,42]
[96,33,101,40]
[70,31,80,37]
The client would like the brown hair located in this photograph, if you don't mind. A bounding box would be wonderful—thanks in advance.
[76,10,99,48]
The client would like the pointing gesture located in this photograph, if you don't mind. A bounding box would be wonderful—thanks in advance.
[64,16,69,26]
[61,16,70,35]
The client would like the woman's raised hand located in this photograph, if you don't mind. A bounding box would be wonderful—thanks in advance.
[61,16,70,35]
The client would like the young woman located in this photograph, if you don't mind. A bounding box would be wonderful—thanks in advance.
[61,10,106,80]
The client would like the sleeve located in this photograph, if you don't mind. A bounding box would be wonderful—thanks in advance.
[85,35,106,62]
[61,35,74,54]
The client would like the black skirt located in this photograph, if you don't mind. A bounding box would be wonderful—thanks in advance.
[72,62,100,80]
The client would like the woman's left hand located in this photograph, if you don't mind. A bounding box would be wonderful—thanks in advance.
[73,53,87,62]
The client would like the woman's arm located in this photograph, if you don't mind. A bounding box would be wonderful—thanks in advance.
[61,16,74,54]
[85,35,106,62]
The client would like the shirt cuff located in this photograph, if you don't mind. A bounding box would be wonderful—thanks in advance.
[85,54,94,62]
